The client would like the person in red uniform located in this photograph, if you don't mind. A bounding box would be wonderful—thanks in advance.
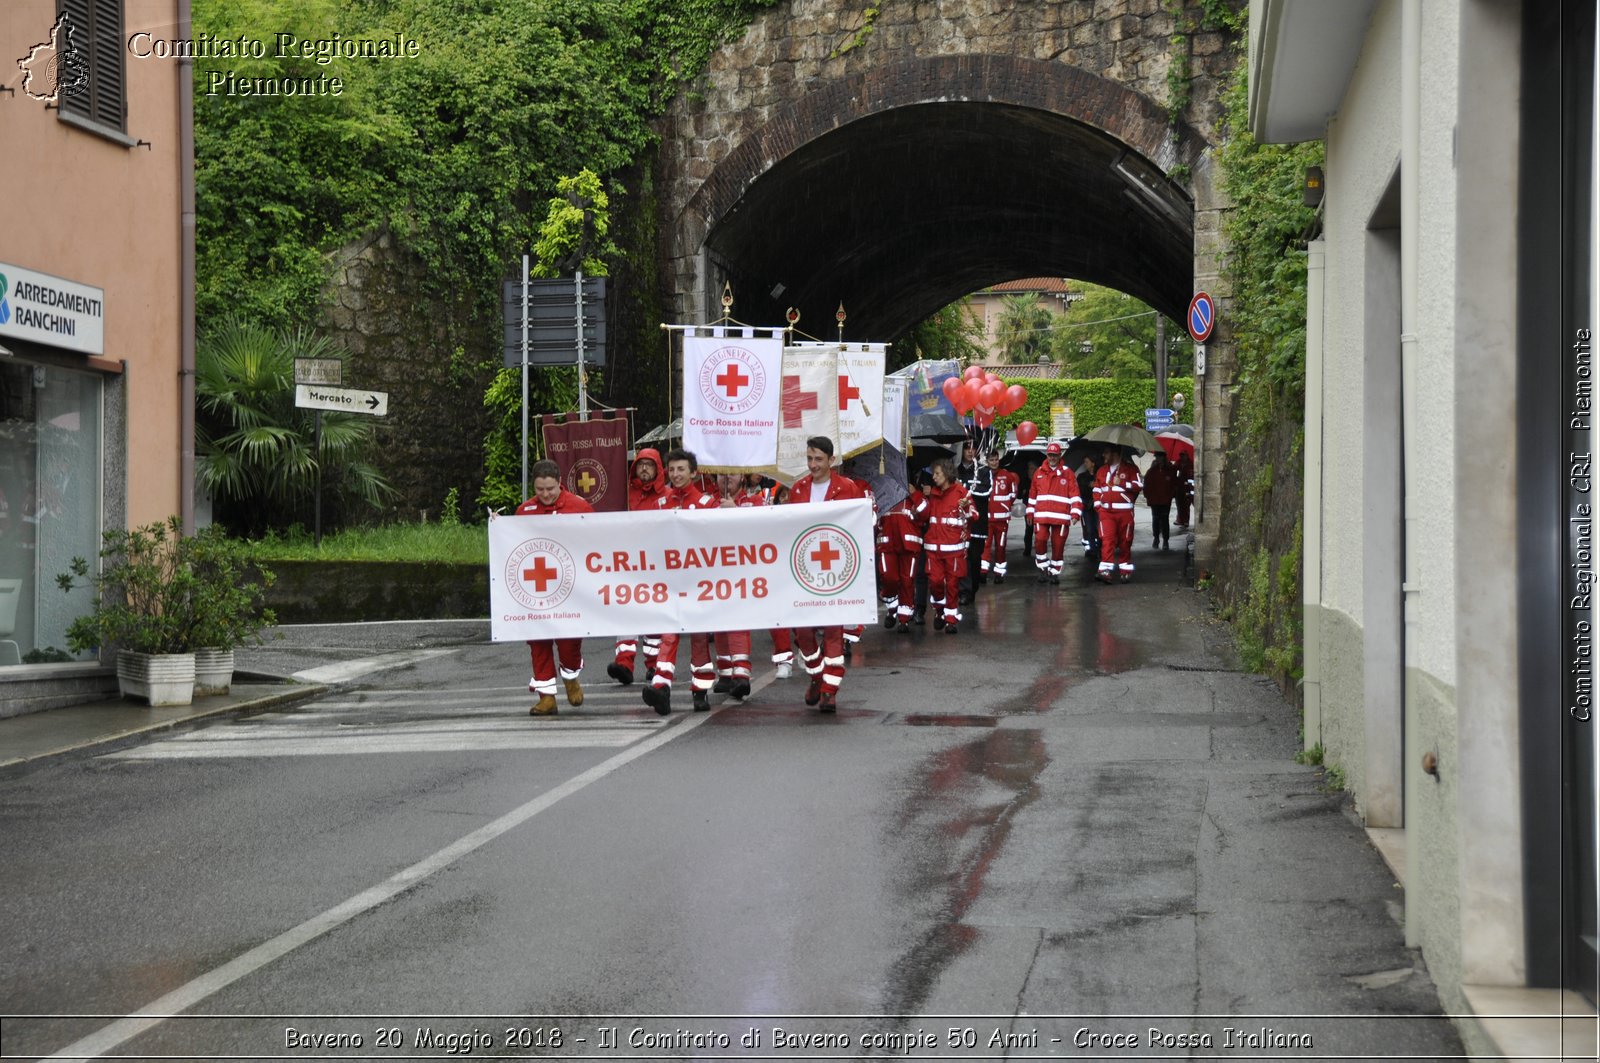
[1142,450,1179,551]
[513,460,593,715]
[787,435,864,712]
[1174,449,1195,529]
[837,460,875,659]
[730,474,797,678]
[916,457,972,634]
[877,489,923,633]
[609,449,669,686]
[981,449,1019,583]
[641,450,721,715]
[710,475,756,700]
[1026,442,1082,585]
[1093,444,1143,583]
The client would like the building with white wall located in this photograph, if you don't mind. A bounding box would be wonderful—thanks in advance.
[1252,1,1596,1056]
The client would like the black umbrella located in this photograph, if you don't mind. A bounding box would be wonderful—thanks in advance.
[847,442,910,513]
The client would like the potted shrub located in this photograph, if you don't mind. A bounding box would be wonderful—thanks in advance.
[58,518,275,705]
[187,528,276,695]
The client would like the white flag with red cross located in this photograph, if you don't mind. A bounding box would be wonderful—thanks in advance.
[775,343,842,484]
[681,329,784,472]
[837,342,887,460]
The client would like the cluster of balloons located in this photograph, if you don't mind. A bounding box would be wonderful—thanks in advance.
[941,365,1029,429]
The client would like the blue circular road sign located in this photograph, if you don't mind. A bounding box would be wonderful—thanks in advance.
[1187,292,1215,343]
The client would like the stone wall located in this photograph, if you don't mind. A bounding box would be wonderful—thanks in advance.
[319,230,501,521]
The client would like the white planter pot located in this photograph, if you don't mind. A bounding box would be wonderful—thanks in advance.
[116,650,196,707]
[193,647,235,696]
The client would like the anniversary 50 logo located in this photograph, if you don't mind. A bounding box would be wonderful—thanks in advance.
[696,345,767,416]
[790,524,861,596]
[505,538,577,611]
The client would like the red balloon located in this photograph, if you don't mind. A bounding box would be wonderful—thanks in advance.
[974,410,993,428]
[1016,421,1039,446]
[963,378,984,407]
[979,382,1002,408]
[964,364,987,381]
[986,373,1003,388]
[941,377,962,404]
[1007,385,1028,412]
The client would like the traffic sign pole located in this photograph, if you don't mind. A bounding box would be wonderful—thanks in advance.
[576,268,588,422]
[314,410,323,548]
[521,254,529,502]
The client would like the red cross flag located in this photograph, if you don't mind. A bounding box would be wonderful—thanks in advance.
[837,342,887,460]
[776,343,842,484]
[682,329,785,472]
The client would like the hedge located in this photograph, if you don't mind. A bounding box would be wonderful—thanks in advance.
[994,377,1195,437]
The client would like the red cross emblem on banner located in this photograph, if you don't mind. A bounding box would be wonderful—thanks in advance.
[838,374,861,411]
[715,363,750,398]
[577,471,597,494]
[810,538,841,570]
[522,556,560,593]
[782,374,819,428]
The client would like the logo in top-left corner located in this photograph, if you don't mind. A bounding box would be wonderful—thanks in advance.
[17,12,89,103]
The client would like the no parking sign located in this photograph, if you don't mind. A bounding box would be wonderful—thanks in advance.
[1187,292,1216,343]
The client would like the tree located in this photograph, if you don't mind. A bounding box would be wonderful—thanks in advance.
[196,319,395,535]
[889,298,988,371]
[994,294,1056,364]
[1049,283,1193,379]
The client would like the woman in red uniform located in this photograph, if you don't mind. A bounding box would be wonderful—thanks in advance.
[514,460,593,715]
[916,457,972,635]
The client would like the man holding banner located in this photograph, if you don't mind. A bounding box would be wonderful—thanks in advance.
[608,448,669,687]
[641,450,722,715]
[513,460,593,715]
[787,436,864,713]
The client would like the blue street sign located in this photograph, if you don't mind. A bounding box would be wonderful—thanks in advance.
[1188,291,1215,343]
[1146,407,1175,432]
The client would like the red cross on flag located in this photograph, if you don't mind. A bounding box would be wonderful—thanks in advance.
[682,329,785,473]
[836,342,887,461]
[776,343,842,484]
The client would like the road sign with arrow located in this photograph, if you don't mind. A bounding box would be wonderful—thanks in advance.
[295,384,388,417]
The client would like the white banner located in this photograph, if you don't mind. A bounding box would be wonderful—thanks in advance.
[489,500,877,641]
[838,343,887,459]
[776,344,841,483]
[681,330,784,472]
[882,376,910,452]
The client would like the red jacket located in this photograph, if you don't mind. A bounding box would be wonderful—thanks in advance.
[787,472,864,504]
[732,486,769,507]
[988,468,1019,520]
[627,447,668,511]
[657,479,720,510]
[1143,460,1179,506]
[515,487,594,516]
[1028,461,1082,526]
[877,497,923,555]
[915,481,971,553]
[1175,452,1195,500]
[1093,460,1143,516]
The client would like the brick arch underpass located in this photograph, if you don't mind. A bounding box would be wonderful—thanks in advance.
[675,55,1207,338]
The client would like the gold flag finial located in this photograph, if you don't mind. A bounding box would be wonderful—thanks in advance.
[836,301,847,341]
[721,281,734,316]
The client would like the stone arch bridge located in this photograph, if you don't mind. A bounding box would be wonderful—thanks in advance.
[655,0,1240,547]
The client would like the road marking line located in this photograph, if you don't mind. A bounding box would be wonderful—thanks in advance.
[290,649,457,685]
[104,733,647,757]
[43,703,723,1061]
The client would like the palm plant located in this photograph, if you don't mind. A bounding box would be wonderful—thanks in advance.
[995,294,1056,364]
[196,319,394,534]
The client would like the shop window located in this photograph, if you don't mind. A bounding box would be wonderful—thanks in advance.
[0,361,102,666]
[56,0,125,133]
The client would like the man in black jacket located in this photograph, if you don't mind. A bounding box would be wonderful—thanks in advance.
[957,439,992,604]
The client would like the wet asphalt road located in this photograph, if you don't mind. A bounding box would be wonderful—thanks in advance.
[0,521,1464,1061]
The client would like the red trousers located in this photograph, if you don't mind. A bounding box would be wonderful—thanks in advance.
[793,626,846,693]
[1033,521,1068,574]
[528,639,582,695]
[612,635,660,672]
[1099,511,1135,573]
[925,550,966,625]
[982,517,1011,576]
[714,630,753,681]
[880,551,918,620]
[650,632,713,691]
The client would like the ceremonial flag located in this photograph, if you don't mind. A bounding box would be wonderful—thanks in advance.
[892,358,966,441]
[776,343,840,483]
[881,375,910,452]
[539,410,629,511]
[488,500,878,639]
[681,329,784,472]
[837,342,888,460]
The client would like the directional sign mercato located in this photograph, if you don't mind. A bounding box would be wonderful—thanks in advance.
[294,384,388,417]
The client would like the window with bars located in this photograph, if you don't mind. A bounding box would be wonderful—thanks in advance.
[56,0,125,133]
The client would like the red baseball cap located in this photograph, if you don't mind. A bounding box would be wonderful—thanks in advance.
[1045,442,1062,455]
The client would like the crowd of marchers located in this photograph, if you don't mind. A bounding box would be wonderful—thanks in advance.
[512,434,1193,718]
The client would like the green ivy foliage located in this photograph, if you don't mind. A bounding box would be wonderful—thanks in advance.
[994,378,1196,437]
[191,0,780,333]
[1210,46,1319,693]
